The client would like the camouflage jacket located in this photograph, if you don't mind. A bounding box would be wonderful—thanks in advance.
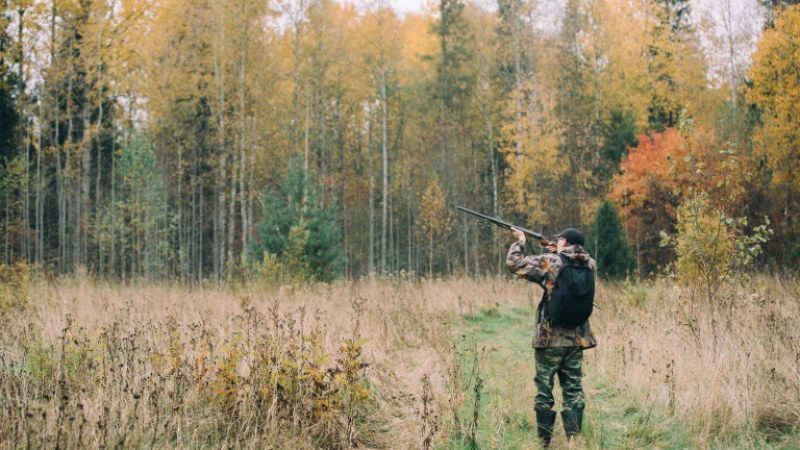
[506,240,598,350]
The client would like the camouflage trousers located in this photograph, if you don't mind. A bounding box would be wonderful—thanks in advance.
[533,346,585,412]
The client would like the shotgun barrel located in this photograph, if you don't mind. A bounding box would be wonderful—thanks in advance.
[456,206,548,243]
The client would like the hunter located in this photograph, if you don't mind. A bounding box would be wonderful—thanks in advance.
[507,227,597,448]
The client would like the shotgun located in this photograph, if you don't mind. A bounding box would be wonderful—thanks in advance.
[456,206,553,253]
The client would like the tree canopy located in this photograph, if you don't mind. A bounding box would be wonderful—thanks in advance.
[0,0,793,280]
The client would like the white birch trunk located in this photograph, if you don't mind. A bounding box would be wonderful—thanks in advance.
[380,70,388,275]
[36,94,43,267]
[239,26,248,264]
[212,0,227,279]
[367,116,374,275]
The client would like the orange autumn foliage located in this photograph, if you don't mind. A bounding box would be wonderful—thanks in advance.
[609,127,738,273]
[610,129,687,273]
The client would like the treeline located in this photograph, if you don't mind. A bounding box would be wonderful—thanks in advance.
[0,0,798,281]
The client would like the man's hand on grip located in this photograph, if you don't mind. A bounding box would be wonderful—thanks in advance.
[510,227,526,243]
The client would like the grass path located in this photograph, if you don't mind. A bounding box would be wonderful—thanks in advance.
[449,305,693,450]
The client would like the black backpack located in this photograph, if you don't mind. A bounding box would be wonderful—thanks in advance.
[547,254,595,327]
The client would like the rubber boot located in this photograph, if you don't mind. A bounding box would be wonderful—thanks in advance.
[536,409,557,449]
[561,406,584,439]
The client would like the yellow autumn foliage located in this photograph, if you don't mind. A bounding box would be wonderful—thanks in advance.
[674,193,734,283]
[749,5,800,201]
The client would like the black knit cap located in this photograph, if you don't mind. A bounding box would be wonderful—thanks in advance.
[554,228,585,246]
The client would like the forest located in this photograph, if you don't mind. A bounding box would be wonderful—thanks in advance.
[2,2,800,448]
[1,0,797,282]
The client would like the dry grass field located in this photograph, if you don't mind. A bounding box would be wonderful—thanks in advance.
[0,272,798,449]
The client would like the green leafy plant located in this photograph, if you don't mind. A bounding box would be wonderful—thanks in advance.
[661,114,772,347]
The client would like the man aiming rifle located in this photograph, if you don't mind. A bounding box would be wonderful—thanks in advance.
[457,207,597,448]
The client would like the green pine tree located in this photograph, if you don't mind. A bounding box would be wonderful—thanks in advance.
[586,201,636,280]
[0,7,18,162]
[254,159,344,282]
[431,0,476,114]
[601,109,638,176]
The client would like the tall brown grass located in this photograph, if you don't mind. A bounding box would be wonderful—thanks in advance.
[0,273,797,448]
[0,275,521,448]
[591,277,800,446]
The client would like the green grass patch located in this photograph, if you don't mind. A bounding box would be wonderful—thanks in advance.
[448,305,773,449]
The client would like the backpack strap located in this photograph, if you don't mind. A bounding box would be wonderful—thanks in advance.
[558,253,571,267]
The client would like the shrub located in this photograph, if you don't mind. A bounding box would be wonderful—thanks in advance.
[0,260,32,313]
